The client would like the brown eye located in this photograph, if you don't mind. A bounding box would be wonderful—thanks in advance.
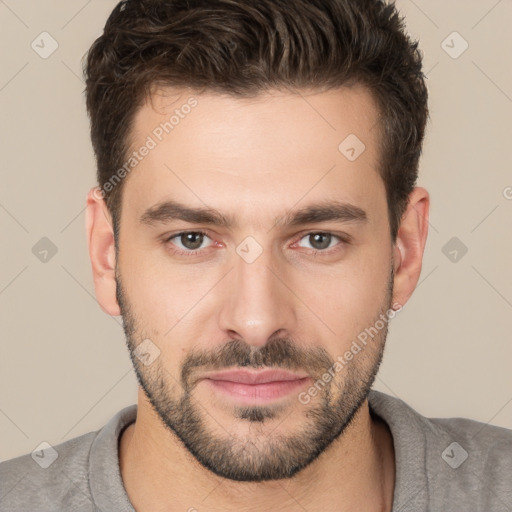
[310,233,331,250]
[167,231,212,253]
[298,232,338,251]
[180,232,205,250]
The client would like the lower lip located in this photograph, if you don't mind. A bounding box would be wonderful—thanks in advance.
[203,378,310,404]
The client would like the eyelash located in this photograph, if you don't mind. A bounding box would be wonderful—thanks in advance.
[164,230,350,257]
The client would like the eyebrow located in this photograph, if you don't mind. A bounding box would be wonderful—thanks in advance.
[139,199,368,229]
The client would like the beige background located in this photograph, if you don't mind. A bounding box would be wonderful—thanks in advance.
[1,0,511,461]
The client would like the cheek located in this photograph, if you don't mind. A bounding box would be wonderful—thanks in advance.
[119,247,226,356]
[302,245,391,346]
[119,238,196,308]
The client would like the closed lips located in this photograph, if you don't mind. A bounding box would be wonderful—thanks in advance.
[201,370,309,385]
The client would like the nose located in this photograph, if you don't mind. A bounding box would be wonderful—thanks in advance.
[217,242,298,348]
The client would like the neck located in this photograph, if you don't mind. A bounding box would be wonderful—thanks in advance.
[119,390,395,512]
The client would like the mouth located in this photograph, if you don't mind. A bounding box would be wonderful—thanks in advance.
[198,369,311,404]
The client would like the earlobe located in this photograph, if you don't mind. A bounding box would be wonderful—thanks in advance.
[391,187,430,308]
[85,187,121,316]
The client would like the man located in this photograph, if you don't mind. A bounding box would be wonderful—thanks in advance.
[1,0,511,511]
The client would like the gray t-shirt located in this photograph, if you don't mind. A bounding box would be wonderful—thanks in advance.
[1,390,511,511]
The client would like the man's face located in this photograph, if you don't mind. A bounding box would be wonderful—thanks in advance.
[115,86,396,481]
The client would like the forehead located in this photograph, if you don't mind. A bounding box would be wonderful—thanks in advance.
[121,85,386,229]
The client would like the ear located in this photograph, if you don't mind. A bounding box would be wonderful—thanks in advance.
[391,186,430,309]
[85,187,121,316]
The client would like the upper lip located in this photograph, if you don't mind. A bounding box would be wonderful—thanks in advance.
[201,369,309,385]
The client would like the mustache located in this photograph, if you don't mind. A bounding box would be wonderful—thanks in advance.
[181,337,334,388]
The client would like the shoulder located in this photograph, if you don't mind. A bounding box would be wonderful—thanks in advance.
[369,389,512,455]
[0,430,98,512]
[425,413,512,510]
[368,390,512,510]
[427,414,512,480]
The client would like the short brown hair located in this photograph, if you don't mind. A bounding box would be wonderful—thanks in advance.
[84,0,428,242]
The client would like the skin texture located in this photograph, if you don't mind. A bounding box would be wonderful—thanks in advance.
[86,85,429,511]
